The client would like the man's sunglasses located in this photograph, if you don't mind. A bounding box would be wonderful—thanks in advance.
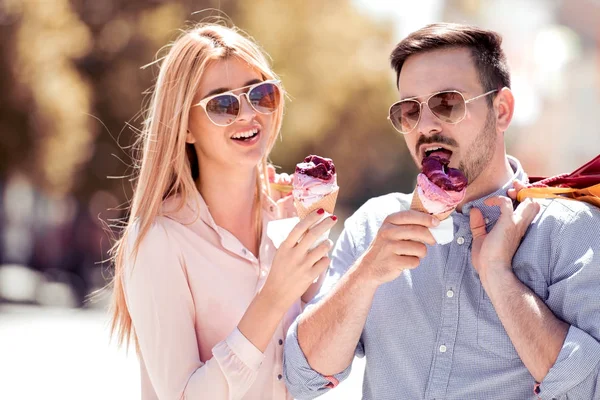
[387,89,498,134]
[194,80,282,126]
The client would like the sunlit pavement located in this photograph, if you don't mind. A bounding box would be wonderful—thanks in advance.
[0,304,364,400]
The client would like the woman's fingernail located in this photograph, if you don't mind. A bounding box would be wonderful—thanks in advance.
[331,215,338,221]
[317,208,325,214]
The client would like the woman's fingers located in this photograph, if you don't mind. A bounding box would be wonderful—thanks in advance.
[296,215,337,252]
[305,239,333,266]
[282,209,328,247]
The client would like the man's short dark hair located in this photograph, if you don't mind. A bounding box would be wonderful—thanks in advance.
[390,23,511,104]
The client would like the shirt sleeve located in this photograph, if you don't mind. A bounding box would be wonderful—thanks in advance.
[537,204,600,399]
[124,218,265,400]
[283,212,365,399]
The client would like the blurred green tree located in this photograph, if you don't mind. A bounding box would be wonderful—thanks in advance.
[238,0,417,210]
[1,0,416,218]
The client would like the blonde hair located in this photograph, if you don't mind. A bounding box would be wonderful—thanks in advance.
[109,23,284,348]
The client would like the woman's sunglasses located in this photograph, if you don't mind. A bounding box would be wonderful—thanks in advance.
[387,89,498,134]
[194,80,281,126]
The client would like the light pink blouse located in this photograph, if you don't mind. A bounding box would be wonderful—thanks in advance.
[123,192,300,399]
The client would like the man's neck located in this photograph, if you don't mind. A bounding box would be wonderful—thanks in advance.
[458,155,514,211]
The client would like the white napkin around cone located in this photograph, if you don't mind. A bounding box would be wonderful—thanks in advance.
[267,213,331,250]
[428,216,454,245]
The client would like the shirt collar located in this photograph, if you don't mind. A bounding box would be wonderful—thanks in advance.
[161,189,280,233]
[458,155,526,222]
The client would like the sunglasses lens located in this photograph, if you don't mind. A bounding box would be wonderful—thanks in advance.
[205,95,240,125]
[390,100,421,133]
[428,91,465,123]
[248,82,280,114]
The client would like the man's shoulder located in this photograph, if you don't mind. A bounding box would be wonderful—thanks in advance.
[535,197,600,234]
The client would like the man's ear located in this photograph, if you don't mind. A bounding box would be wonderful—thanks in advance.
[186,129,196,144]
[494,87,514,132]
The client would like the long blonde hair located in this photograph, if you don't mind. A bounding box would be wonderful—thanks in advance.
[109,23,284,348]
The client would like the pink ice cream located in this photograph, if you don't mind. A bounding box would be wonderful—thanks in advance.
[416,156,467,214]
[293,155,338,207]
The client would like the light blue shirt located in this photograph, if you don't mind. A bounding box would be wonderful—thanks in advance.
[283,156,600,400]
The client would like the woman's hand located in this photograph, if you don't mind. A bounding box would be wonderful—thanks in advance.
[261,208,337,312]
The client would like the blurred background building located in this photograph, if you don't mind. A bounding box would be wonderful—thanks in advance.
[0,0,598,399]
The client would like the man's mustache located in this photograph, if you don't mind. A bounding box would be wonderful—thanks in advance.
[416,134,458,154]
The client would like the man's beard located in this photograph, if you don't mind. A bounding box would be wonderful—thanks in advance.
[458,110,496,184]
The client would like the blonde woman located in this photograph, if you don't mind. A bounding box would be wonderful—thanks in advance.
[109,24,337,399]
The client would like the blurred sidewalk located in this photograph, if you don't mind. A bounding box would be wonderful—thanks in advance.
[0,304,365,400]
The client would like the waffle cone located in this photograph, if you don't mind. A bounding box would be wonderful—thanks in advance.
[270,182,293,194]
[410,190,454,221]
[294,187,339,219]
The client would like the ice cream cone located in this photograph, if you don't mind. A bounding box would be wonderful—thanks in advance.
[270,182,293,194]
[294,187,339,219]
[410,190,454,221]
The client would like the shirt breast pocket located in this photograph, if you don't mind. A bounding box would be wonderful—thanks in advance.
[476,288,521,361]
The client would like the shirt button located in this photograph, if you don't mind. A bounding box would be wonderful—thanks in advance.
[446,289,454,298]
[439,345,447,353]
[456,236,465,245]
[277,374,283,380]
[242,248,247,255]
[261,270,267,277]
[270,206,275,212]
[279,339,283,345]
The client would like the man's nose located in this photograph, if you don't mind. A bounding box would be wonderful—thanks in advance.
[416,102,443,137]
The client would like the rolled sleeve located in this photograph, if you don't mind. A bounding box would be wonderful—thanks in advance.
[283,319,353,399]
[540,203,600,399]
[538,326,600,399]
[283,206,371,399]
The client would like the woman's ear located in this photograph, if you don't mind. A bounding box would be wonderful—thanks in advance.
[494,87,514,132]
[186,129,196,144]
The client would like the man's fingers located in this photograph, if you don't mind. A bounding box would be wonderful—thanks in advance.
[469,207,487,238]
[513,180,527,191]
[386,210,440,228]
[514,198,540,234]
[380,224,436,246]
[507,180,527,200]
[395,255,421,270]
[267,164,276,182]
[484,196,514,216]
[391,240,428,259]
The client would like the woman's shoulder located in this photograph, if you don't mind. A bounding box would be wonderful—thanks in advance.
[127,215,182,257]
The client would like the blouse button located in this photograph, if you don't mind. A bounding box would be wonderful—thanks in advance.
[278,339,283,345]
[277,374,283,380]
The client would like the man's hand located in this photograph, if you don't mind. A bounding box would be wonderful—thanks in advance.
[267,164,293,201]
[357,210,438,286]
[469,195,540,286]
[507,179,527,201]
